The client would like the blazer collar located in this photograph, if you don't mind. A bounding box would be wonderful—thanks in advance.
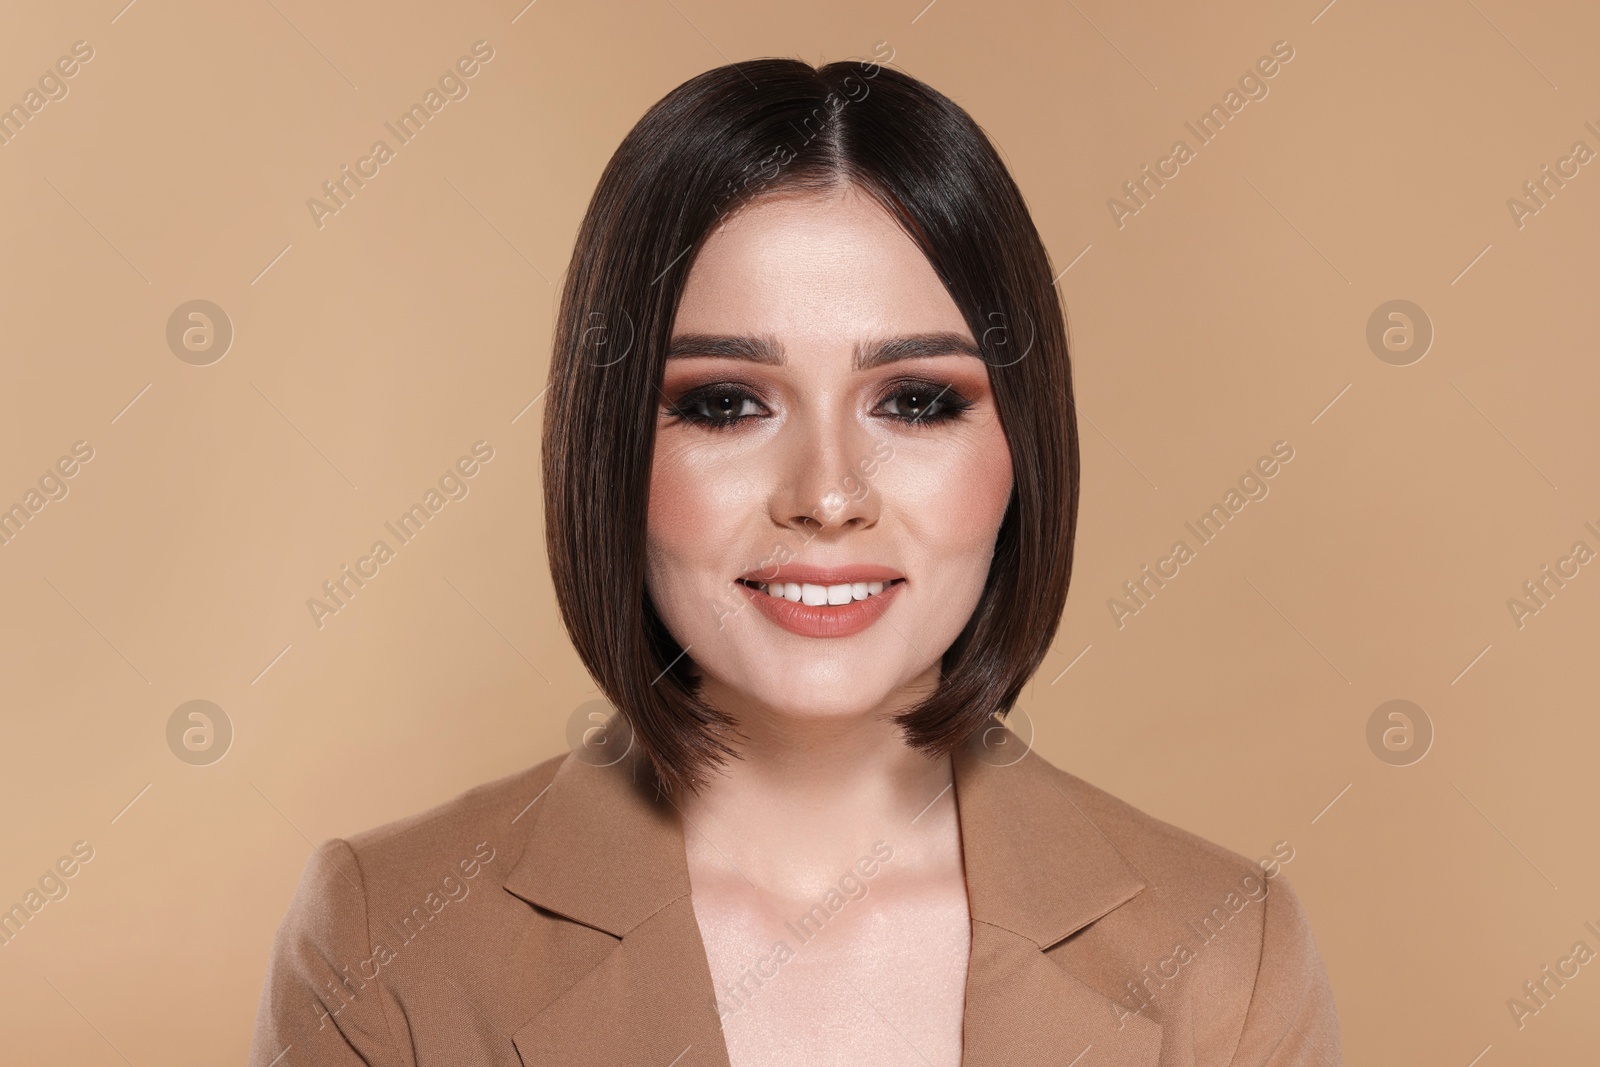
[503,725,1161,1066]
[952,726,1147,949]
[950,728,1163,1064]
[504,739,686,938]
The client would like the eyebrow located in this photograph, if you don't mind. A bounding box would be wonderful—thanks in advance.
[665,331,983,371]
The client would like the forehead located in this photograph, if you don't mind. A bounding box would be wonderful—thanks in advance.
[671,185,970,341]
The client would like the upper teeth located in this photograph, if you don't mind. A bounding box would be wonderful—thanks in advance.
[752,580,888,605]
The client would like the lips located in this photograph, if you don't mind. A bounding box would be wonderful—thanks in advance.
[732,579,902,639]
[733,565,905,639]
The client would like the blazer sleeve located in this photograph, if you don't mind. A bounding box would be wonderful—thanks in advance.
[1228,873,1342,1065]
[248,839,408,1067]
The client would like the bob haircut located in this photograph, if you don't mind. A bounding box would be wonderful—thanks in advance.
[543,56,1079,795]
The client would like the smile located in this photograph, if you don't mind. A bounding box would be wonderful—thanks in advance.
[737,578,900,605]
[733,572,906,638]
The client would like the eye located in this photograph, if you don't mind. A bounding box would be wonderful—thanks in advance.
[665,384,768,429]
[875,380,973,425]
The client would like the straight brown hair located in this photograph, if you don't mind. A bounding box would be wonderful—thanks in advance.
[543,55,1079,795]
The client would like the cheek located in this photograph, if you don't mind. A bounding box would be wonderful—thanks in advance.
[882,423,1013,561]
[645,437,751,588]
[646,451,698,562]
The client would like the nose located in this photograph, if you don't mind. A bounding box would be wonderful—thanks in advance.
[769,413,881,539]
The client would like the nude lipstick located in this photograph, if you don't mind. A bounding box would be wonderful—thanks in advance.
[734,565,904,639]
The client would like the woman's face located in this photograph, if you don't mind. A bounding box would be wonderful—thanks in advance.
[645,184,1014,726]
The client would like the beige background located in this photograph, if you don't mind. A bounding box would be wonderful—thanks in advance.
[1,0,1596,1062]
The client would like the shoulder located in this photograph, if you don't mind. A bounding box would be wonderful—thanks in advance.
[290,752,567,925]
[247,754,568,1066]
[284,752,568,952]
[342,753,566,888]
[1030,755,1341,1063]
[1039,755,1293,904]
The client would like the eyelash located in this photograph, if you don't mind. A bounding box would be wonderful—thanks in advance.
[664,379,975,431]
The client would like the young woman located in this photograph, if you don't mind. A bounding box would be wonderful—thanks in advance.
[250,57,1341,1067]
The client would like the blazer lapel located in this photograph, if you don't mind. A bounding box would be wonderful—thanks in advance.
[953,726,1163,1067]
[503,745,732,1067]
[500,724,1161,1067]
[511,894,731,1066]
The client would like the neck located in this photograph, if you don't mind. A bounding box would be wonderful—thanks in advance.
[675,668,961,896]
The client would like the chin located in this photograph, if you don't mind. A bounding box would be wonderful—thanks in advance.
[756,683,900,721]
[700,652,919,723]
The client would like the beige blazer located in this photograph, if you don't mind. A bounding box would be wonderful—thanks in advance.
[248,728,1341,1065]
